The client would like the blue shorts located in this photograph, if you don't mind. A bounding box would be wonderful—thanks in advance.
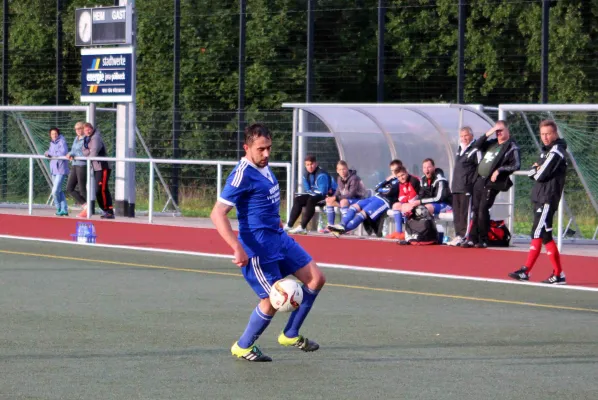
[429,202,452,215]
[241,233,312,299]
[357,196,389,221]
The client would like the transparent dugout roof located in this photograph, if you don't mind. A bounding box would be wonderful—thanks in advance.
[283,103,494,190]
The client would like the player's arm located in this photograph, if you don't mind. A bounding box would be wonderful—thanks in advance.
[210,201,248,267]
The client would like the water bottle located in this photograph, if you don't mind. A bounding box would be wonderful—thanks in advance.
[436,223,445,244]
[382,218,390,237]
[90,223,96,243]
[77,223,86,243]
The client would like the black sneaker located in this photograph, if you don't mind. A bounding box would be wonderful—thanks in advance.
[474,242,488,249]
[508,266,530,281]
[542,272,567,285]
[101,213,115,219]
[461,241,475,248]
[231,342,272,362]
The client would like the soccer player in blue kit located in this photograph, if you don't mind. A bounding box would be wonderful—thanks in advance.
[210,123,326,362]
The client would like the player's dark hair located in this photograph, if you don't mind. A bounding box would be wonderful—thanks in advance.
[244,123,272,146]
[49,127,60,138]
[539,119,558,132]
[496,120,509,128]
[305,154,317,163]
[389,159,402,168]
[396,166,407,174]
[83,122,94,129]
[337,160,348,168]
[423,158,435,166]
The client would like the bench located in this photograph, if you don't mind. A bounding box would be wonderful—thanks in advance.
[309,206,454,239]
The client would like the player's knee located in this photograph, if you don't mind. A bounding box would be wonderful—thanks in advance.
[392,203,401,211]
[259,297,277,316]
[339,199,349,207]
[542,232,553,245]
[312,267,326,289]
[325,197,335,206]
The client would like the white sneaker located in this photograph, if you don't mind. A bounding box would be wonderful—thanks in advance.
[283,225,292,232]
[288,226,307,235]
[447,236,462,247]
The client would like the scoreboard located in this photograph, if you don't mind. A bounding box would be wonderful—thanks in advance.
[76,5,133,46]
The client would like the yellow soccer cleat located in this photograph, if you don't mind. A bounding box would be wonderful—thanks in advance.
[231,342,272,362]
[277,333,320,352]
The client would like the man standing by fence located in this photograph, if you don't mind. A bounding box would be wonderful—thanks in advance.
[509,120,568,284]
[82,123,115,219]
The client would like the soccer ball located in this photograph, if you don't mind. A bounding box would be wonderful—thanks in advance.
[269,279,303,313]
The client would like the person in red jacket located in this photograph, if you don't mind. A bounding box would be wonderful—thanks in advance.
[386,167,420,240]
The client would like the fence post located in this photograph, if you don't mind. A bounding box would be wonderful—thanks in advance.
[149,160,154,224]
[28,157,33,215]
[286,163,291,220]
[217,163,222,199]
[86,159,92,219]
[557,195,563,251]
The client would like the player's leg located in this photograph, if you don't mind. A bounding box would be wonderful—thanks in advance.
[464,178,484,247]
[387,202,405,239]
[286,195,309,229]
[509,201,545,282]
[231,257,282,362]
[540,202,565,284]
[476,188,498,248]
[300,194,325,229]
[278,236,325,351]
[325,196,339,226]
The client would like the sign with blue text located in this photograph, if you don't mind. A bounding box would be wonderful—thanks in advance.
[81,47,133,103]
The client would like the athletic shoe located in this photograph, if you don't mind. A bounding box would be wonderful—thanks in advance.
[542,272,567,285]
[57,210,68,216]
[461,241,475,248]
[283,225,292,232]
[508,266,530,281]
[278,333,320,352]
[327,224,346,238]
[474,242,488,249]
[318,228,330,234]
[385,231,405,240]
[289,226,307,235]
[101,213,115,219]
[231,342,272,362]
[446,236,462,247]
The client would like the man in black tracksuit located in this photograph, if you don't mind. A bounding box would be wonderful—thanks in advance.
[463,121,520,248]
[448,127,482,246]
[509,120,568,284]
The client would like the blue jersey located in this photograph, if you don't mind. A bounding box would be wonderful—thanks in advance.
[219,158,285,263]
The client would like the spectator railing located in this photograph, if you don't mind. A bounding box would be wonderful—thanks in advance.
[0,154,292,224]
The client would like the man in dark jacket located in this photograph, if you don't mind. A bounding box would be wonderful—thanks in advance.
[463,121,520,248]
[285,154,335,234]
[322,160,366,232]
[509,120,568,284]
[400,158,451,217]
[448,127,482,246]
[82,122,115,219]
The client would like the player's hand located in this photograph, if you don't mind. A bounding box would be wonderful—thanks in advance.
[232,246,248,268]
[485,126,498,137]
[490,170,500,182]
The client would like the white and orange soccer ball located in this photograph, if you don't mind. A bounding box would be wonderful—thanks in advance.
[269,279,303,313]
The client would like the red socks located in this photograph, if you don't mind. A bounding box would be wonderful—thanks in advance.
[545,240,563,275]
[524,238,542,271]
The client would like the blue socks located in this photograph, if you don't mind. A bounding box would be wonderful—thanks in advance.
[345,213,365,231]
[284,286,320,338]
[341,206,357,226]
[238,306,273,348]
[326,206,335,225]
[393,210,403,233]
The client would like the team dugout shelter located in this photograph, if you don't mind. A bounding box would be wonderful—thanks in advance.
[281,103,505,220]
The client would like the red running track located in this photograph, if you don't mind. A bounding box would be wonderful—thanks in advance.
[1,214,597,288]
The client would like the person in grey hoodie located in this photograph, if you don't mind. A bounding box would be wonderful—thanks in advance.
[321,160,367,232]
[82,122,115,219]
[66,121,88,218]
[44,127,70,216]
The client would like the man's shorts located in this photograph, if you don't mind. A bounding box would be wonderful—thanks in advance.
[429,202,452,215]
[357,196,389,221]
[531,201,557,240]
[242,233,312,299]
